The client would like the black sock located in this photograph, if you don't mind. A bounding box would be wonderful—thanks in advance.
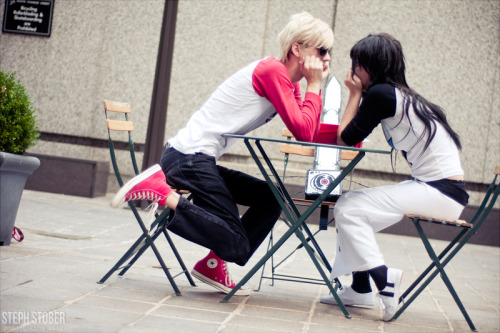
[368,265,388,291]
[351,271,372,293]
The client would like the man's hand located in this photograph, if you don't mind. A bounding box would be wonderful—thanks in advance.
[303,55,328,94]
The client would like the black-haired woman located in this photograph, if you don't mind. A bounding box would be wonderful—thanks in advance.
[320,33,468,321]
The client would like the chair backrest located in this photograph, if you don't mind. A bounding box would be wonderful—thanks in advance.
[103,100,139,187]
[469,165,500,229]
[103,100,162,229]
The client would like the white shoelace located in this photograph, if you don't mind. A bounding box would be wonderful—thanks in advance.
[144,202,159,233]
[128,190,163,202]
[222,261,235,287]
[126,191,162,233]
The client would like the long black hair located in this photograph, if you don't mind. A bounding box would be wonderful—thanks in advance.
[350,33,462,154]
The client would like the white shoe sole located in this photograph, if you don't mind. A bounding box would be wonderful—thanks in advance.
[191,269,251,296]
[320,293,374,307]
[110,164,162,208]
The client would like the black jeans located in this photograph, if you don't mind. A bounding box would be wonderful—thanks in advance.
[160,146,281,266]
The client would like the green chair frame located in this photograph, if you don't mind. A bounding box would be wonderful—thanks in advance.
[219,134,390,320]
[256,128,358,289]
[392,165,500,331]
[98,100,195,295]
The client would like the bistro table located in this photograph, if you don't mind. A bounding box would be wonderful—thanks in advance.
[220,133,391,318]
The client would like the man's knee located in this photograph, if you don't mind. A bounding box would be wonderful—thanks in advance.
[219,239,251,265]
[260,184,280,205]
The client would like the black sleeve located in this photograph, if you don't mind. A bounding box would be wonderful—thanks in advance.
[341,84,397,146]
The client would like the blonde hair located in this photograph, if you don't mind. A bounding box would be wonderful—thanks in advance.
[278,12,334,63]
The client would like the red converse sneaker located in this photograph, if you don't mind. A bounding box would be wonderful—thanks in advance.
[110,164,172,208]
[192,251,251,296]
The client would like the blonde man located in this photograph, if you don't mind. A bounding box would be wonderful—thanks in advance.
[111,12,333,295]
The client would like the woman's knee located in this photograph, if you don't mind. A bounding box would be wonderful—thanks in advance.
[333,191,369,227]
[334,192,356,217]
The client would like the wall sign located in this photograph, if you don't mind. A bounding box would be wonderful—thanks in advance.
[2,0,54,37]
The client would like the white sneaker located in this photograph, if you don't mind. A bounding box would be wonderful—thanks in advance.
[320,286,375,307]
[378,268,403,321]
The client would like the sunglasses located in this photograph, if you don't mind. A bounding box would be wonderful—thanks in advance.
[298,43,331,57]
[316,47,331,57]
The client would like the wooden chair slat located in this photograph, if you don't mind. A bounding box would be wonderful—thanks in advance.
[405,214,473,228]
[280,143,315,157]
[104,100,131,113]
[293,198,336,207]
[107,119,134,131]
[282,128,294,138]
[340,151,358,161]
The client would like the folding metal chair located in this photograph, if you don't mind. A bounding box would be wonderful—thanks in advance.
[256,128,359,289]
[392,165,500,331]
[98,100,196,295]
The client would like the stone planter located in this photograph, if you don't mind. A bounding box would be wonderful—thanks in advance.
[0,152,40,246]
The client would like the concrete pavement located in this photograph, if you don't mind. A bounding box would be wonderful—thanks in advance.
[0,190,499,333]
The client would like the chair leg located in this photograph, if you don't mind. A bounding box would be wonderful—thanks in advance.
[116,221,196,288]
[162,228,196,286]
[439,265,477,331]
[400,227,468,303]
[291,223,351,318]
[117,206,173,277]
[300,222,332,272]
[102,229,182,295]
[393,221,477,331]
[117,229,162,277]
[145,234,182,295]
[415,223,477,331]
[256,228,275,291]
[97,235,148,284]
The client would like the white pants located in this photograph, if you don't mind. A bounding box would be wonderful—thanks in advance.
[330,180,465,279]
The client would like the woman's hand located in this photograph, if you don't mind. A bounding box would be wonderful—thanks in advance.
[344,69,363,95]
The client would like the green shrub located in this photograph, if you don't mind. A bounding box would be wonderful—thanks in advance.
[0,71,39,154]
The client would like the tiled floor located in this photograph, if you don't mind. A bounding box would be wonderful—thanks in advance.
[0,190,498,332]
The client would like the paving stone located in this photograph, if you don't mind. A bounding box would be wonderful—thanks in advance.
[228,313,305,332]
[134,315,221,332]
[74,295,154,313]
[151,304,230,322]
[61,304,143,327]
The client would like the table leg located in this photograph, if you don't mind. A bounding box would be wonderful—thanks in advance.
[220,140,365,319]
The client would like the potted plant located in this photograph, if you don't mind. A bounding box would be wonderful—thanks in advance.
[0,71,41,246]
